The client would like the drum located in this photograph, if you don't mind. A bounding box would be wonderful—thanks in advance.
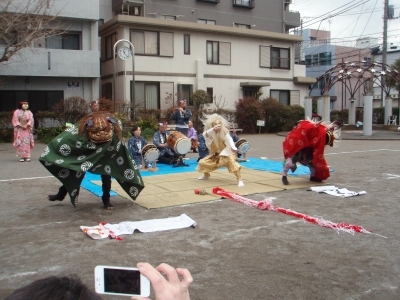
[142,144,160,162]
[167,131,191,155]
[235,138,250,154]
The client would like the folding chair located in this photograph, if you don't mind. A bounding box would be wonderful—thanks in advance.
[388,115,397,125]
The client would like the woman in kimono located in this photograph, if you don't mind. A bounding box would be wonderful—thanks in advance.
[12,101,34,162]
[187,121,198,153]
[127,125,152,169]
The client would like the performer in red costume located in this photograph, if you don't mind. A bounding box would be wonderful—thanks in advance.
[282,119,341,185]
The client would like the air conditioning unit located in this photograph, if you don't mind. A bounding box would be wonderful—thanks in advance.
[391,94,398,98]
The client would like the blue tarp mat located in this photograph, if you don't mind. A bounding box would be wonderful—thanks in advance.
[81,158,312,196]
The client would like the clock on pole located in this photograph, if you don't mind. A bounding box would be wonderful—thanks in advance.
[117,46,132,60]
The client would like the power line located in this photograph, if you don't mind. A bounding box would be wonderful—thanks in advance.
[301,0,370,25]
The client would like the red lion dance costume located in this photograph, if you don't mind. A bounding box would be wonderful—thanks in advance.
[282,119,342,185]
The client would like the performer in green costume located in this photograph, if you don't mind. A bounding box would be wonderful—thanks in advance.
[39,111,144,208]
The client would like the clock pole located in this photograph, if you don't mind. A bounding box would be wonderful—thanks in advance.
[113,39,135,120]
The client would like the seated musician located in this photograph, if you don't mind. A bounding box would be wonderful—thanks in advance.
[197,129,209,162]
[229,128,242,159]
[153,122,179,164]
[187,121,198,153]
[127,125,152,169]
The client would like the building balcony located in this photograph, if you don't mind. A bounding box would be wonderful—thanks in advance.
[0,48,100,78]
[112,0,145,16]
[233,0,255,9]
[285,10,300,29]
[5,0,99,20]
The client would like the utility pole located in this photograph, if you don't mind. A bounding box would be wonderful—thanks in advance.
[380,0,388,107]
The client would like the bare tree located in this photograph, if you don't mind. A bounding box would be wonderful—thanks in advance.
[0,0,64,64]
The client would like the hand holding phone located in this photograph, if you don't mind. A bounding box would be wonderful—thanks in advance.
[94,265,150,297]
[131,262,192,300]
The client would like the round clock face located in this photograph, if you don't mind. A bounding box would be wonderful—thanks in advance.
[117,46,132,60]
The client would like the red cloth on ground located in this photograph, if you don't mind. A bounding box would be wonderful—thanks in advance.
[283,120,329,180]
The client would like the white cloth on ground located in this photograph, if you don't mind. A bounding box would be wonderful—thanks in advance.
[308,186,367,198]
[80,214,196,240]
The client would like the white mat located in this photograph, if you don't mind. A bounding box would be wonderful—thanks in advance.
[80,214,196,240]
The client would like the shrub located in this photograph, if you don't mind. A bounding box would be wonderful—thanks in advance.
[282,105,305,131]
[51,96,89,125]
[330,109,348,124]
[136,108,162,122]
[235,97,264,133]
[134,116,159,132]
[98,97,115,112]
[191,89,212,109]
[0,111,13,142]
[141,128,155,140]
[261,98,286,133]
[36,126,65,143]
[0,128,13,142]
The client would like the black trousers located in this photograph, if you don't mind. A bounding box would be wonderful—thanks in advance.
[56,174,112,202]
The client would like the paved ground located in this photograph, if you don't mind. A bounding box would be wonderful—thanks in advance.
[1,131,400,299]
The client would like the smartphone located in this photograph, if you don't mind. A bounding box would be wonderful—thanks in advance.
[94,265,151,297]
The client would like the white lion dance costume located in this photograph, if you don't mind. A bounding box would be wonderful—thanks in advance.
[196,114,244,187]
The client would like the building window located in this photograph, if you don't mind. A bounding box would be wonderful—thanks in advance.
[319,52,331,65]
[46,33,80,50]
[207,41,231,65]
[184,34,190,55]
[305,52,332,67]
[259,45,271,68]
[134,82,160,109]
[243,87,259,98]
[206,88,213,103]
[233,23,251,29]
[102,82,112,99]
[271,47,290,69]
[198,19,216,25]
[305,55,311,67]
[160,15,176,20]
[131,30,173,57]
[271,90,290,106]
[233,0,255,9]
[101,32,117,60]
[0,90,64,114]
[197,0,220,3]
[177,84,193,106]
[364,57,371,67]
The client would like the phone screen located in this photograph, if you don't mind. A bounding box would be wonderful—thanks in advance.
[104,268,141,294]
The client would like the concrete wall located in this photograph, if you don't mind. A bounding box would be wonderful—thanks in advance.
[0,48,99,78]
[2,0,99,20]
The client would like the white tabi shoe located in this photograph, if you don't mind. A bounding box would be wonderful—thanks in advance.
[198,175,210,180]
[238,180,244,187]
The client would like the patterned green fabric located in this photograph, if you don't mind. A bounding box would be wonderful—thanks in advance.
[39,124,144,207]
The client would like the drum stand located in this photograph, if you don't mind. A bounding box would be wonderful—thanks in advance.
[141,156,158,172]
[236,152,248,162]
[173,155,189,167]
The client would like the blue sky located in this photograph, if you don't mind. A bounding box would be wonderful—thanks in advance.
[291,0,400,47]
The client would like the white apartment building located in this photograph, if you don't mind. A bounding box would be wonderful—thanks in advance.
[0,0,100,115]
[99,15,314,113]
